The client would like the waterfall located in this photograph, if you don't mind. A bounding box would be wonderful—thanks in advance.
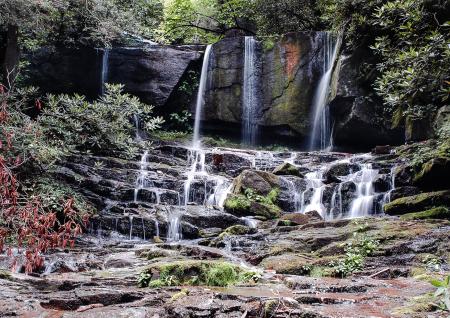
[100,48,109,95]
[192,45,213,149]
[133,114,142,141]
[242,36,260,146]
[309,33,339,151]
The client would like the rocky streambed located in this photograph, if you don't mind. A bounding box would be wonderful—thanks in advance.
[0,142,449,317]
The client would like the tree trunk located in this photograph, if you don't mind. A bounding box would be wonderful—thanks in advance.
[1,25,20,87]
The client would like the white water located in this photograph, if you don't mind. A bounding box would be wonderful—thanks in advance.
[167,210,182,242]
[301,171,326,217]
[348,163,379,218]
[309,33,339,151]
[133,114,142,141]
[134,151,149,202]
[242,36,260,146]
[100,48,109,95]
[192,45,213,149]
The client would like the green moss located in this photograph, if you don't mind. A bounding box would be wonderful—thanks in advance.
[384,191,450,215]
[219,225,253,238]
[139,260,259,288]
[0,270,11,280]
[400,206,450,221]
[264,299,279,317]
[393,293,436,316]
[171,288,189,301]
[277,220,293,227]
[224,194,251,213]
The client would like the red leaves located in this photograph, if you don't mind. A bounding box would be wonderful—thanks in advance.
[35,99,42,111]
[0,91,90,274]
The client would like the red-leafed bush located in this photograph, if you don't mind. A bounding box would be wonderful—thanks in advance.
[0,84,90,273]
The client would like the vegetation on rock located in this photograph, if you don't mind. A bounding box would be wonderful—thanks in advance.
[138,260,260,288]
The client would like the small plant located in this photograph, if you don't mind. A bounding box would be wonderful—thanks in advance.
[423,255,441,272]
[330,234,379,277]
[431,275,450,311]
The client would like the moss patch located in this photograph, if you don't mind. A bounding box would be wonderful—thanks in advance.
[384,190,450,215]
[400,206,450,221]
[139,260,259,288]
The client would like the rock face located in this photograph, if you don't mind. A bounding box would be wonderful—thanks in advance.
[329,47,404,149]
[202,32,325,143]
[26,45,202,110]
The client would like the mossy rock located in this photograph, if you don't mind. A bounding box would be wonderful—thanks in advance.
[219,225,256,239]
[224,190,281,220]
[250,201,281,219]
[384,190,450,215]
[140,260,259,288]
[400,206,450,221]
[272,162,303,177]
[224,194,251,215]
[260,253,315,275]
[413,157,450,190]
[0,270,11,280]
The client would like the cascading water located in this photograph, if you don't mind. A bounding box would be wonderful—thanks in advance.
[242,36,260,146]
[134,151,149,202]
[309,33,340,151]
[192,44,213,149]
[300,171,326,217]
[100,48,109,95]
[348,163,379,218]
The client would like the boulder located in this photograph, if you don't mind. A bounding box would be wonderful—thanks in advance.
[280,211,323,226]
[273,162,304,177]
[384,190,450,216]
[413,157,450,191]
[232,170,279,196]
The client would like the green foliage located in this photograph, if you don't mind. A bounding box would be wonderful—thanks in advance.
[0,0,165,49]
[168,111,193,132]
[138,261,260,288]
[38,84,163,159]
[430,275,450,311]
[224,194,251,211]
[330,234,379,277]
[153,130,191,142]
[319,0,450,125]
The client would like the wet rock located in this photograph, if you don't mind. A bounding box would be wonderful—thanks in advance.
[384,190,450,215]
[205,152,253,177]
[393,165,415,187]
[323,162,360,183]
[272,162,304,177]
[373,175,390,193]
[413,157,450,191]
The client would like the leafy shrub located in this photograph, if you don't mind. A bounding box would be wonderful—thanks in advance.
[38,84,163,159]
